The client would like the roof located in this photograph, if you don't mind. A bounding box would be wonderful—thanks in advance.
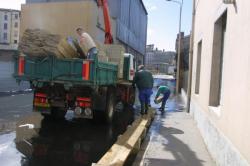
[0,8,20,12]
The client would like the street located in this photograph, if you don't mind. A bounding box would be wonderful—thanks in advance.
[0,93,33,131]
[0,54,137,166]
[0,78,173,166]
[0,93,135,166]
[1,0,250,164]
[0,55,30,97]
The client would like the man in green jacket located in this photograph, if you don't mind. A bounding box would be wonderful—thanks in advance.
[154,85,171,112]
[132,65,153,115]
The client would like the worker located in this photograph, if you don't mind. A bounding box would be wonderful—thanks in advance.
[154,85,171,113]
[132,65,153,115]
[76,27,97,59]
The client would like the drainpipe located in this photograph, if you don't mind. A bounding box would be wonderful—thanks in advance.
[187,0,196,112]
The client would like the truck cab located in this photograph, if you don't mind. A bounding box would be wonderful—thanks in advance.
[123,53,136,81]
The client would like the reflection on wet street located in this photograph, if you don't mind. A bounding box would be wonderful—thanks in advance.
[0,108,134,166]
[0,75,177,166]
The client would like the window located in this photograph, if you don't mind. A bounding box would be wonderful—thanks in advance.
[3,33,7,40]
[14,22,18,28]
[14,31,18,37]
[4,23,7,30]
[14,40,18,44]
[15,14,18,19]
[195,40,202,94]
[209,11,227,107]
[4,15,8,20]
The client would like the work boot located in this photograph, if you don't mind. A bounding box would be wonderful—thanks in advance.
[145,103,149,114]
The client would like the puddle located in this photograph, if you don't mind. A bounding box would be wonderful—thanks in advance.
[0,108,135,166]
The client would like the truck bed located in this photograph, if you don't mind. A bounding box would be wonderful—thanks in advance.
[13,55,118,87]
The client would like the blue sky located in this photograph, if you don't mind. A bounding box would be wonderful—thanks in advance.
[0,0,193,52]
[143,0,193,51]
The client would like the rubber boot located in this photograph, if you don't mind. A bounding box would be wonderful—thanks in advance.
[161,100,166,113]
[140,102,145,115]
[145,103,149,114]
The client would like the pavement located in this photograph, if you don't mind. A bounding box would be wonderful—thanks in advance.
[133,96,215,166]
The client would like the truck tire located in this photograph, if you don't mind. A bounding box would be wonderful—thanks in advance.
[105,87,116,123]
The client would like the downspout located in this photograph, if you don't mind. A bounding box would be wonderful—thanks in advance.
[187,0,196,112]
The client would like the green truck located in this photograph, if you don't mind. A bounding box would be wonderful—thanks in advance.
[13,53,136,122]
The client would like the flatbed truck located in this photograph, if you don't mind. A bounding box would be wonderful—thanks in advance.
[14,53,136,122]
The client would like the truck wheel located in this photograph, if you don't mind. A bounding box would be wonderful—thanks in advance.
[51,107,67,120]
[105,88,115,123]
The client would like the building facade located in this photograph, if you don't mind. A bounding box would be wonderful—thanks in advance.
[190,0,250,165]
[0,9,20,50]
[175,32,190,93]
[145,44,176,74]
[25,0,148,65]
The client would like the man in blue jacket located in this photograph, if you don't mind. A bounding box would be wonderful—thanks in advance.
[132,65,153,115]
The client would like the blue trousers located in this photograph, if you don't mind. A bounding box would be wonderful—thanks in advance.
[161,89,171,110]
[163,89,171,102]
[139,88,152,105]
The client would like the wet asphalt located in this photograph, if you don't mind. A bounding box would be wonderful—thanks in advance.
[0,55,31,98]
[0,87,177,166]
[0,56,176,166]
[0,56,136,166]
[0,95,135,166]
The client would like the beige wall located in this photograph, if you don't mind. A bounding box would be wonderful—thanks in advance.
[192,0,250,163]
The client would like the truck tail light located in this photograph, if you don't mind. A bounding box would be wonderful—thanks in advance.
[82,61,90,80]
[34,93,50,107]
[18,56,25,76]
[76,97,91,108]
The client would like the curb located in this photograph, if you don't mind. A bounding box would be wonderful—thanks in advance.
[92,108,155,166]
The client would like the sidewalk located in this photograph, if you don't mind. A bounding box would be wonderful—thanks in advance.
[133,96,215,166]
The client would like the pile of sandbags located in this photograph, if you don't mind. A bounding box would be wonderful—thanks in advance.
[103,44,125,79]
[95,41,109,62]
[19,29,61,57]
[19,29,83,58]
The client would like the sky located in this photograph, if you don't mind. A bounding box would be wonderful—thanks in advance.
[0,0,193,52]
[0,0,25,10]
[143,0,193,51]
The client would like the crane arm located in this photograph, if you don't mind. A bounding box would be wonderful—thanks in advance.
[98,0,114,44]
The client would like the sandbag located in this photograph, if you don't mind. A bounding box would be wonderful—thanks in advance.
[18,29,80,58]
